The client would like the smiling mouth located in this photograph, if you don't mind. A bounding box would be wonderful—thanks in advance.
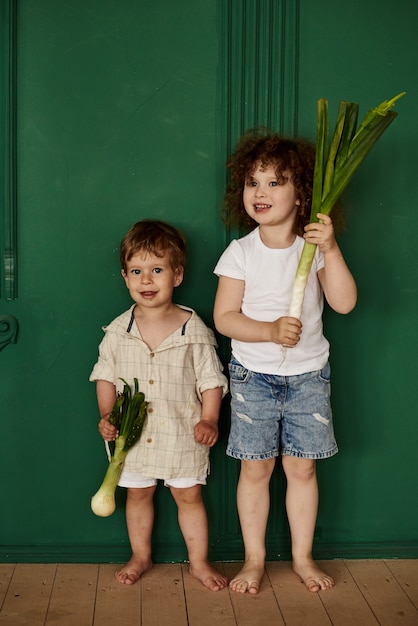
[141,291,156,297]
[254,203,271,211]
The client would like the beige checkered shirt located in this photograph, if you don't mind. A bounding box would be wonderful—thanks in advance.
[90,305,228,479]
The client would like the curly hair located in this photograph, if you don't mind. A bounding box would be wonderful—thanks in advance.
[120,219,186,272]
[223,129,343,236]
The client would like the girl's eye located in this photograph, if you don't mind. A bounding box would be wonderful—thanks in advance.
[269,181,278,187]
[153,268,162,274]
[245,180,257,187]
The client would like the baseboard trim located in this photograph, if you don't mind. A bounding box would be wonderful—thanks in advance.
[1,541,417,564]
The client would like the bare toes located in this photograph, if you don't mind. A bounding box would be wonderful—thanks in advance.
[114,569,140,585]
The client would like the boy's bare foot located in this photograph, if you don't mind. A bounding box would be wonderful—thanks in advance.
[229,562,265,594]
[114,557,153,585]
[189,561,228,591]
[293,557,334,592]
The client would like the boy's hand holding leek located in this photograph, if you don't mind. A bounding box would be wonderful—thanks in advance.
[91,378,148,517]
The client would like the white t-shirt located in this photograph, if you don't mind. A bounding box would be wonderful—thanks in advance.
[213,227,329,375]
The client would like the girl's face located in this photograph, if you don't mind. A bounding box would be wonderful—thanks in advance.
[122,249,183,308]
[243,162,300,229]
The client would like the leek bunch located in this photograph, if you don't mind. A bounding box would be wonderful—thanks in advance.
[91,378,148,517]
[288,92,405,319]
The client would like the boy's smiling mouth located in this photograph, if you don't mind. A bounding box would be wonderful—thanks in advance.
[140,291,157,298]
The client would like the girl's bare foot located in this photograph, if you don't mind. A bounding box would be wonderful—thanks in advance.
[229,562,265,594]
[293,557,334,592]
[189,561,228,591]
[114,557,153,585]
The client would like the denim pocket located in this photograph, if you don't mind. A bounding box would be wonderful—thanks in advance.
[318,361,331,384]
[229,357,252,384]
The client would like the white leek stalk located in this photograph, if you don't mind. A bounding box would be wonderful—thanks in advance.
[91,378,147,517]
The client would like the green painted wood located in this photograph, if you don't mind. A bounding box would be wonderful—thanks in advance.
[0,0,17,299]
[297,0,417,551]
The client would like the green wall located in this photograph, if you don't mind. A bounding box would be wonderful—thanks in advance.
[0,0,417,563]
[297,0,418,553]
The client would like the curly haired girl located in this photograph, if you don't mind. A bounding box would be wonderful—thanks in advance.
[214,130,357,594]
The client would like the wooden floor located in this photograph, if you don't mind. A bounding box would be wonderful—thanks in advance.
[0,560,417,625]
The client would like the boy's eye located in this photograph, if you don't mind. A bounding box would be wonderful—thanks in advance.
[131,269,141,275]
[153,268,162,274]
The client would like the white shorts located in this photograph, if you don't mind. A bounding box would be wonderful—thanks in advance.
[118,470,207,489]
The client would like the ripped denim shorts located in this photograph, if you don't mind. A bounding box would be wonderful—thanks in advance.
[226,356,338,461]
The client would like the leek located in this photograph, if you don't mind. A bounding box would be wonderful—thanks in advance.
[288,92,405,319]
[91,378,148,517]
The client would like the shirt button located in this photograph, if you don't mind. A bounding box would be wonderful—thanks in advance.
[150,352,155,357]
[148,407,153,413]
[146,438,152,443]
[149,379,154,384]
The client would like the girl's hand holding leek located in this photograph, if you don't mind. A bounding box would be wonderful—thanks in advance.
[270,316,302,347]
[303,213,337,254]
[305,213,357,315]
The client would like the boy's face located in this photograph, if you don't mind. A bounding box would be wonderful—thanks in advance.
[243,162,300,230]
[122,249,183,308]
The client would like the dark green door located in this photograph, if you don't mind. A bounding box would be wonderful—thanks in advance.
[1,0,417,562]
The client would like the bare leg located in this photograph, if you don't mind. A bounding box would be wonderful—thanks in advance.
[230,458,276,595]
[115,486,156,585]
[282,456,334,592]
[170,485,228,591]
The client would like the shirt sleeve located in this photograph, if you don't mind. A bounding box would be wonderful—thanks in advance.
[89,331,117,384]
[315,247,325,272]
[193,343,228,400]
[213,240,246,281]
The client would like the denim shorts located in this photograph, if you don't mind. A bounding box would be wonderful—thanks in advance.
[227,357,338,460]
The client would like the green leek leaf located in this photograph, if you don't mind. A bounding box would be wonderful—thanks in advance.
[288,92,405,321]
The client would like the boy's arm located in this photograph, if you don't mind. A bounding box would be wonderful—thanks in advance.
[96,379,118,442]
[305,213,357,314]
[194,387,223,448]
[213,276,301,347]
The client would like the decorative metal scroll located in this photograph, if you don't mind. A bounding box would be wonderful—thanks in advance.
[0,314,18,351]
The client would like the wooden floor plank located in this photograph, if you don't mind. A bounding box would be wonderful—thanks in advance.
[0,564,14,608]
[0,563,56,626]
[346,559,418,626]
[1,560,417,625]
[182,563,236,626]
[45,563,98,626]
[94,564,141,626]
[223,563,285,626]
[266,561,332,626]
[140,563,187,626]
[317,560,379,625]
[385,559,418,608]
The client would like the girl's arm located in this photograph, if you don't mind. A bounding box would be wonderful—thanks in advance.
[96,379,118,441]
[213,275,302,346]
[304,213,357,314]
